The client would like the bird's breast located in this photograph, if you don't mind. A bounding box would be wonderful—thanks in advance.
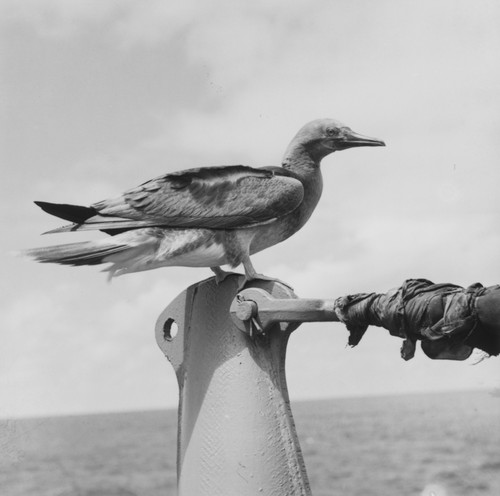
[249,168,323,255]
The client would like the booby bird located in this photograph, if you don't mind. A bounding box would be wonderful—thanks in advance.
[26,119,384,285]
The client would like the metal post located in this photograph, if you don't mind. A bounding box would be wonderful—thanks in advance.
[155,275,312,496]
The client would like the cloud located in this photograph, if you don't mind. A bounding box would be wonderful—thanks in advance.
[5,1,499,140]
[126,0,500,177]
[3,0,500,418]
[0,0,124,37]
[0,272,196,417]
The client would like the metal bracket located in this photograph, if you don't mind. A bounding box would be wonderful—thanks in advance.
[230,287,340,336]
[157,276,314,495]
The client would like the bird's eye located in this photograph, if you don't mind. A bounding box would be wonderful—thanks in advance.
[326,127,339,137]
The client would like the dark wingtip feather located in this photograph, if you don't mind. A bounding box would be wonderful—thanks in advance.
[34,201,97,224]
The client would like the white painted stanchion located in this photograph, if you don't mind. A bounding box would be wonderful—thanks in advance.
[155,275,311,496]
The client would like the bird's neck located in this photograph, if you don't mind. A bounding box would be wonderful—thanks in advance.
[282,143,320,173]
[281,144,324,226]
[282,143,322,186]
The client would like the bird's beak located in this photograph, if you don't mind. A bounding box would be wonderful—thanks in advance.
[335,129,385,150]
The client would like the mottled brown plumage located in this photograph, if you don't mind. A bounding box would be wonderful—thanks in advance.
[26,119,384,284]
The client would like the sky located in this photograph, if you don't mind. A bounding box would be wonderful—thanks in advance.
[1,0,499,418]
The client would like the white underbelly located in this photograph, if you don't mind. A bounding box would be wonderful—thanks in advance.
[163,242,227,267]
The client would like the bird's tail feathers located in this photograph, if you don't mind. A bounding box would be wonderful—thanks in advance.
[23,241,129,268]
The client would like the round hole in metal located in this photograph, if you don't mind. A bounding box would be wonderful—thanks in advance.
[163,318,178,341]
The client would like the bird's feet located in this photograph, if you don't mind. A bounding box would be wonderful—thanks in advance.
[211,266,238,285]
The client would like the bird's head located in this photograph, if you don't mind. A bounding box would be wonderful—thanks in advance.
[285,118,385,164]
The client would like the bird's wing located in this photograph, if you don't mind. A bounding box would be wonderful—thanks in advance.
[54,165,304,232]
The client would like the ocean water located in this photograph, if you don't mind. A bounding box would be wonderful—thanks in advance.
[1,390,499,496]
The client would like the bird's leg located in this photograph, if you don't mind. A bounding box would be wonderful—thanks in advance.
[241,257,258,284]
[238,257,294,292]
[211,266,237,285]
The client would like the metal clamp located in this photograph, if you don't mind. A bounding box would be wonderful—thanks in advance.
[230,287,339,336]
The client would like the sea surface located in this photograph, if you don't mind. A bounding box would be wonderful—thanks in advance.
[1,390,499,496]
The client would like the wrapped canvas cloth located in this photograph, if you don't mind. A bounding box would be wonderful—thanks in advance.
[334,279,500,360]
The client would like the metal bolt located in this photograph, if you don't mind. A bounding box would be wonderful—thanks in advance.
[235,299,257,321]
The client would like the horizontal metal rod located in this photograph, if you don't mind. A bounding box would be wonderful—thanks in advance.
[230,287,340,335]
[254,297,339,323]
